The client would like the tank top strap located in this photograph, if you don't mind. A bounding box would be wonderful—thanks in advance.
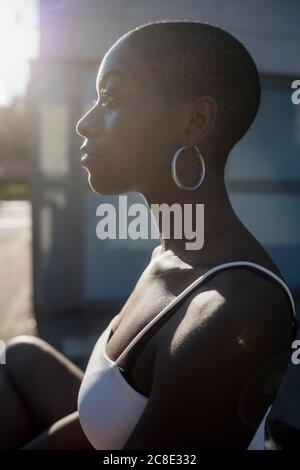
[116,261,298,375]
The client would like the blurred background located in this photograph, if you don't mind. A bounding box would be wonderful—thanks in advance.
[0,0,300,371]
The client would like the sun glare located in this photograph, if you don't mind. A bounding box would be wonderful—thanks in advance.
[0,0,39,106]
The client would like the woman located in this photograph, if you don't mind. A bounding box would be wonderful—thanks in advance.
[0,20,297,450]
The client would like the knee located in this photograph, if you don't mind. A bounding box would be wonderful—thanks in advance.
[5,335,52,378]
[6,335,49,356]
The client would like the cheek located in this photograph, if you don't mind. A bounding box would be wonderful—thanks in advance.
[95,103,176,190]
[103,110,149,174]
[110,106,173,170]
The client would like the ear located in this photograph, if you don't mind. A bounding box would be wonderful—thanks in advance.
[184,96,218,145]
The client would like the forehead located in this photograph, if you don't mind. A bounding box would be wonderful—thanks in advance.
[96,40,150,91]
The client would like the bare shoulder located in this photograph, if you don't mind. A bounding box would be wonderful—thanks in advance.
[164,267,294,363]
[122,267,294,448]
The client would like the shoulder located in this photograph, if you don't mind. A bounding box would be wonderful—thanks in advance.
[122,267,294,449]
[168,267,293,363]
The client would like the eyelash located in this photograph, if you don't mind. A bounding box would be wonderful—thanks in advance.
[93,89,116,107]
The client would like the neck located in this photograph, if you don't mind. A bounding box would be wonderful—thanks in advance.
[140,171,244,266]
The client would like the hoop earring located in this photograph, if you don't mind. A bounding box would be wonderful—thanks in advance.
[171,145,205,191]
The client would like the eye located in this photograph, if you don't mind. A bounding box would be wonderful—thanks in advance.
[98,88,117,107]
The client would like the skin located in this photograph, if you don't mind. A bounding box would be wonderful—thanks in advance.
[0,38,294,449]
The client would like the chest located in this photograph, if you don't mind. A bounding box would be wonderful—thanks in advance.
[104,265,217,397]
[104,254,284,398]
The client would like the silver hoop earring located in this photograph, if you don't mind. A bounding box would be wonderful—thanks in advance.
[171,145,206,191]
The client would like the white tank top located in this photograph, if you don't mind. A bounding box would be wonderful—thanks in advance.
[77,261,297,450]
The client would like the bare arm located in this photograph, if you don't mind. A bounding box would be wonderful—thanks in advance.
[122,271,293,449]
[20,411,94,450]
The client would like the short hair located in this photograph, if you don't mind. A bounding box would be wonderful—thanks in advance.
[118,20,261,155]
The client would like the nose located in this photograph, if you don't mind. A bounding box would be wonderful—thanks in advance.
[76,115,90,138]
[76,109,98,138]
[76,116,84,137]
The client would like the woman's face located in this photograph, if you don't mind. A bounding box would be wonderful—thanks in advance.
[76,39,184,195]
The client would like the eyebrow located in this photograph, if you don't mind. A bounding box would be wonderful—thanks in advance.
[96,71,127,89]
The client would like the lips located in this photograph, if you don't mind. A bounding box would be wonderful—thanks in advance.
[80,142,102,164]
[80,144,98,157]
[79,143,99,168]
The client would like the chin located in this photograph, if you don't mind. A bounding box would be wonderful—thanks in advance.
[87,171,130,196]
